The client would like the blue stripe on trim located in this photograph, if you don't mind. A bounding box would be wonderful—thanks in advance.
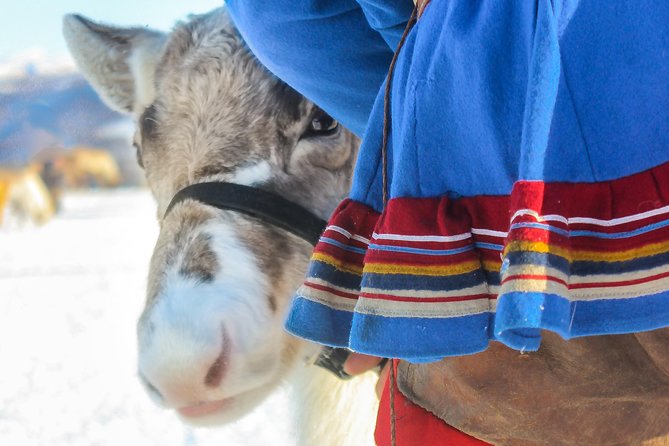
[290,269,669,358]
[285,296,353,348]
[288,287,669,358]
[483,270,501,286]
[307,260,362,290]
[571,250,669,275]
[571,219,669,239]
[308,248,669,300]
[510,218,669,240]
[509,222,569,236]
[349,311,492,361]
[495,290,669,351]
[505,250,571,274]
[474,242,504,251]
[361,269,485,291]
[319,237,368,254]
[368,243,474,256]
[505,248,669,276]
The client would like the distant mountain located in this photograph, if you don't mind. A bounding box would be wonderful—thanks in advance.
[0,65,143,185]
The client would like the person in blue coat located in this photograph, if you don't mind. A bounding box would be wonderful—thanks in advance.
[228,0,669,443]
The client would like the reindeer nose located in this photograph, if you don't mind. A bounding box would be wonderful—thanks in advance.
[137,317,230,409]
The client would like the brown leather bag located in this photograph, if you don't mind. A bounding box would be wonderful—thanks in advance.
[397,329,669,445]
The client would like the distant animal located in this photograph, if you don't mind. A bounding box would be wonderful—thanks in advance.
[33,147,122,189]
[63,9,377,446]
[60,147,121,188]
[0,165,56,228]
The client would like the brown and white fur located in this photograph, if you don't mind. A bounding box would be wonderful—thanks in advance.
[63,9,377,446]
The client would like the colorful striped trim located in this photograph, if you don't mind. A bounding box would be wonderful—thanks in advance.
[510,204,669,227]
[286,162,669,360]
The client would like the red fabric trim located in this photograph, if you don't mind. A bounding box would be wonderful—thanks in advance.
[366,165,669,272]
[504,270,669,289]
[359,292,491,303]
[312,199,380,265]
[302,281,360,299]
[375,360,490,446]
[509,163,669,218]
[568,270,669,289]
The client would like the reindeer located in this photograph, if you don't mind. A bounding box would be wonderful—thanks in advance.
[48,147,122,189]
[0,165,56,228]
[63,8,377,446]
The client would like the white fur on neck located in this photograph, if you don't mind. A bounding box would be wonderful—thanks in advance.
[229,161,272,186]
[289,365,378,446]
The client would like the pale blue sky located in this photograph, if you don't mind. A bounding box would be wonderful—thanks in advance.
[0,0,223,61]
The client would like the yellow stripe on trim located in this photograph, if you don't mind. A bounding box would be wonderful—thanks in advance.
[481,260,502,273]
[363,260,481,276]
[503,241,573,260]
[311,252,364,275]
[504,239,669,263]
[314,253,500,278]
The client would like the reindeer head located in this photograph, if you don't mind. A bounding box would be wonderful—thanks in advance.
[63,9,357,424]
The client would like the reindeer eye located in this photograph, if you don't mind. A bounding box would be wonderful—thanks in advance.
[302,108,339,139]
[133,142,144,169]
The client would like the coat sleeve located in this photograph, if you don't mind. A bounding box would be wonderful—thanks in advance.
[226,0,411,137]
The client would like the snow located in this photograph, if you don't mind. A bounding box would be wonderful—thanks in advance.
[0,189,294,446]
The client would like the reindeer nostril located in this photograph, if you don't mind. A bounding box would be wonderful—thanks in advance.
[204,354,226,387]
[268,293,277,313]
[204,328,230,388]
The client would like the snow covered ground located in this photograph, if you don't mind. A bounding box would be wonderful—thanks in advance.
[0,189,294,446]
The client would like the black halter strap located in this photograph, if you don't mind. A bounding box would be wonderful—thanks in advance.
[164,182,326,246]
[164,181,354,379]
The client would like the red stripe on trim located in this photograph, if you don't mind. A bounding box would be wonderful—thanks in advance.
[369,237,474,251]
[507,226,669,251]
[302,281,359,300]
[503,270,669,290]
[364,250,480,266]
[322,229,369,249]
[359,292,492,303]
[569,269,669,289]
[313,243,366,263]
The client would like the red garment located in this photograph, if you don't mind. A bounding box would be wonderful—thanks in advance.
[375,361,489,446]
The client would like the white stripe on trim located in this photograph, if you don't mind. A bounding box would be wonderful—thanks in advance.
[510,209,568,225]
[297,285,358,312]
[499,276,569,297]
[569,275,669,301]
[355,296,491,319]
[372,232,472,243]
[361,283,490,299]
[327,225,370,245]
[471,227,508,238]
[568,264,669,285]
[500,268,669,302]
[352,234,372,245]
[511,204,669,227]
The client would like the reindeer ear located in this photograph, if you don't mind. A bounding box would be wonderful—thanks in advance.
[62,14,167,115]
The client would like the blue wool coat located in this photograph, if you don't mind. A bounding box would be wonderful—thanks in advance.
[228,0,669,361]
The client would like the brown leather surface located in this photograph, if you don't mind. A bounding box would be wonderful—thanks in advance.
[397,329,669,445]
